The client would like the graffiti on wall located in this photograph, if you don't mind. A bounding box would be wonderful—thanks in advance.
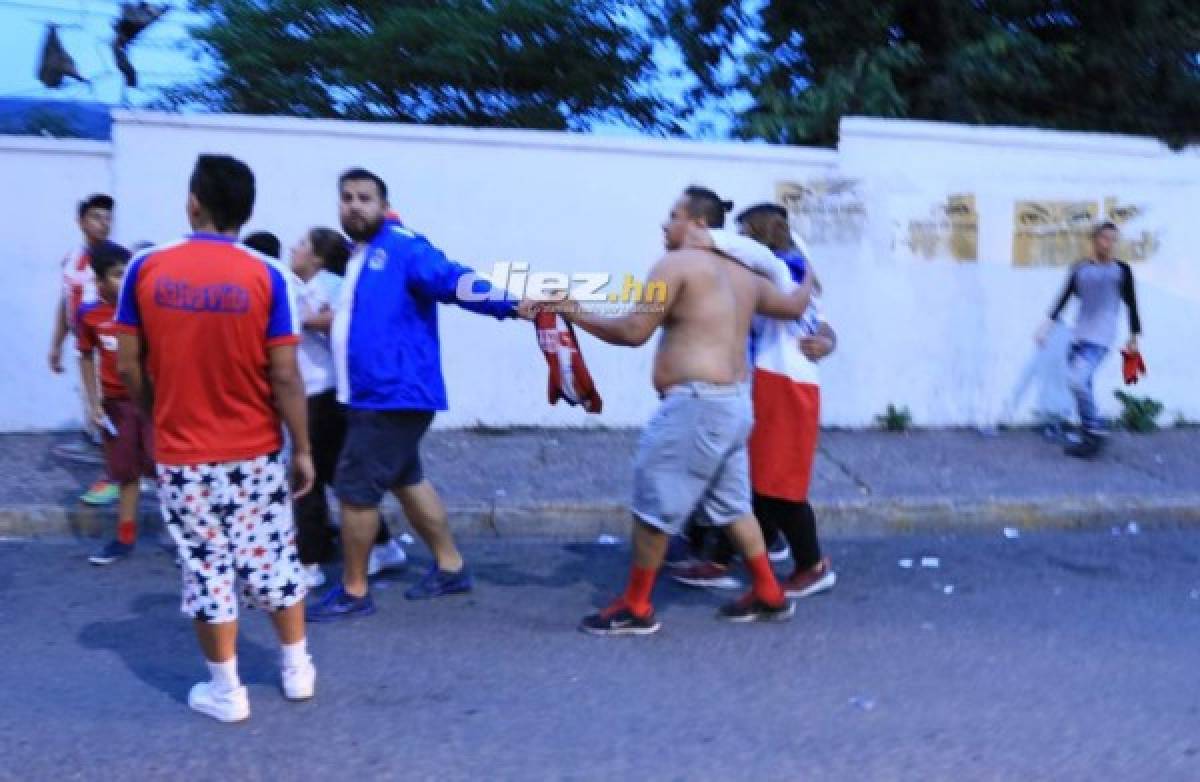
[904,194,978,262]
[1013,198,1159,266]
[776,179,867,246]
[1103,198,1160,262]
[1012,201,1099,267]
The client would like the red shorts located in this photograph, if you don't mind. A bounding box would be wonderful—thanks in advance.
[748,375,820,502]
[102,398,155,484]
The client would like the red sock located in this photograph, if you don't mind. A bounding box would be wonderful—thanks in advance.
[745,552,785,606]
[117,519,137,546]
[620,565,658,618]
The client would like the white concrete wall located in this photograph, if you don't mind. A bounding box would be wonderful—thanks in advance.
[108,111,836,428]
[818,118,1200,427]
[5,112,1197,431]
[1,137,112,431]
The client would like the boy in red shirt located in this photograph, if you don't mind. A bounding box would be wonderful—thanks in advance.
[77,241,154,565]
[49,194,120,506]
[116,154,316,723]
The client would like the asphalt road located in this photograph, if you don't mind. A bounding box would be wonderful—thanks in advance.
[3,529,1200,780]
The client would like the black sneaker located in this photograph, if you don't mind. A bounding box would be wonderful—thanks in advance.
[89,539,134,566]
[663,535,695,569]
[1065,431,1105,459]
[767,536,791,563]
[579,601,661,636]
[717,592,795,623]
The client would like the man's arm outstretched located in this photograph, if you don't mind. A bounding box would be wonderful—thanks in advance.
[558,256,683,347]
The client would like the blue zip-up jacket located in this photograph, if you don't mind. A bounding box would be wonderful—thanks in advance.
[333,220,516,411]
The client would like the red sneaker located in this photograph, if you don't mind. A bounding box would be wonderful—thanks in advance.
[781,558,837,599]
[671,561,742,590]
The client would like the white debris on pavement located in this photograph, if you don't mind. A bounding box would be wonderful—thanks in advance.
[898,559,914,569]
[921,557,940,569]
[848,696,877,712]
[943,585,955,595]
[1003,527,1020,539]
[596,535,621,545]
[1126,521,1141,535]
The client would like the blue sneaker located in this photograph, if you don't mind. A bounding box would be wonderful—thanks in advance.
[89,539,134,566]
[305,583,376,623]
[404,564,473,600]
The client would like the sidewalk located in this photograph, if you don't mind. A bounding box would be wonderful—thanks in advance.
[2,428,1198,541]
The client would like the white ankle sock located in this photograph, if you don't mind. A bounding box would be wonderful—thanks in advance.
[206,658,241,693]
[281,638,309,669]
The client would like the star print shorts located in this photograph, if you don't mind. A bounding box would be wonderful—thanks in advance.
[157,451,306,624]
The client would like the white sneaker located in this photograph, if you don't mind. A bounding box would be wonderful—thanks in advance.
[367,539,407,577]
[281,657,316,701]
[302,564,326,589]
[188,681,250,723]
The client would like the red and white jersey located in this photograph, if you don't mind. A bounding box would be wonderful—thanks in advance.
[62,246,97,329]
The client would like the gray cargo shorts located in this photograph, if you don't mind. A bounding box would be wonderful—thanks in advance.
[631,382,754,534]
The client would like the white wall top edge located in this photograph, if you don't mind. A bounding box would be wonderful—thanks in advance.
[839,116,1187,159]
[0,136,112,156]
[110,110,839,166]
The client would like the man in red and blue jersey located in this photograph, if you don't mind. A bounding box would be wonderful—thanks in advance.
[115,154,317,723]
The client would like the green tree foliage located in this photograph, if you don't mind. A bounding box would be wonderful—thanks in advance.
[664,0,1200,146]
[165,0,670,132]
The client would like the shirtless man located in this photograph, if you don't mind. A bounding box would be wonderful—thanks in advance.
[558,186,814,635]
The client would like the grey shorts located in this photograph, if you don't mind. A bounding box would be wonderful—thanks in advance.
[631,382,754,534]
[334,409,434,507]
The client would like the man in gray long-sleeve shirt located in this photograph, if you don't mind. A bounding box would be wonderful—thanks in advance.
[1035,221,1142,458]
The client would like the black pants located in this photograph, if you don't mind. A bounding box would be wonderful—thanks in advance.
[294,391,390,565]
[701,494,822,572]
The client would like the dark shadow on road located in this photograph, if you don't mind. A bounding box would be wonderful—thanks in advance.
[471,543,727,612]
[78,592,280,704]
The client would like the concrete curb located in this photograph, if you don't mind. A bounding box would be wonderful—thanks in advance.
[4,494,1199,542]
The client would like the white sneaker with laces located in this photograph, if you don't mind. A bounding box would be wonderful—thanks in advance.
[367,539,407,577]
[282,657,317,701]
[188,681,250,723]
[302,563,326,589]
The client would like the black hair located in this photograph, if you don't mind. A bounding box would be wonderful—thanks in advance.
[1093,221,1119,238]
[78,193,114,218]
[736,203,788,224]
[683,186,733,229]
[308,227,351,277]
[339,167,388,202]
[243,231,282,259]
[189,154,255,232]
[89,240,131,279]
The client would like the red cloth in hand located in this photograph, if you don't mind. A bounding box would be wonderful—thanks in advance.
[535,311,602,413]
[1121,349,1147,385]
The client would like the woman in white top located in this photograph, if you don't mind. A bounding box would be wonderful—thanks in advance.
[290,227,405,587]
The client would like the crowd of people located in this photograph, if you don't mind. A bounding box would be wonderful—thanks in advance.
[46,153,1142,722]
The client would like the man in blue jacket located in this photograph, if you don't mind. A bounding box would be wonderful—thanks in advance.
[307,168,536,622]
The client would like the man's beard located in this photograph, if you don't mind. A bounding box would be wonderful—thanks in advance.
[342,214,384,242]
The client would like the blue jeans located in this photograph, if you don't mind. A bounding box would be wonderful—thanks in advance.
[1066,341,1108,434]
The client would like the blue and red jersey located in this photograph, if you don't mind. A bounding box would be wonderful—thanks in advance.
[115,233,299,465]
